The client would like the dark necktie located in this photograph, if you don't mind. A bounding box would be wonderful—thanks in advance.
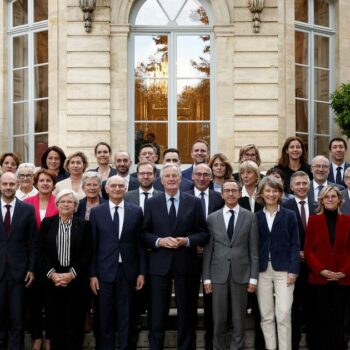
[169,197,176,229]
[317,185,324,199]
[143,192,149,201]
[113,206,119,239]
[200,192,206,218]
[299,200,307,232]
[4,205,11,235]
[336,166,342,185]
[227,210,235,241]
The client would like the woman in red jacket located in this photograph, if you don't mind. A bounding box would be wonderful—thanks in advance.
[24,168,58,350]
[304,185,350,350]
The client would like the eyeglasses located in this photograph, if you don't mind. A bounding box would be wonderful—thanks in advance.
[312,165,329,170]
[193,172,211,178]
[243,153,256,157]
[18,174,33,179]
[223,189,239,194]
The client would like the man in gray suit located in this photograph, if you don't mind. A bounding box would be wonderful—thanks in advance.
[203,179,259,350]
[124,161,162,212]
[341,167,350,214]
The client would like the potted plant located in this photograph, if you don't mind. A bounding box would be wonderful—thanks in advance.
[330,82,350,138]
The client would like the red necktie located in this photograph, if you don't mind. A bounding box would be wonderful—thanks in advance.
[4,205,11,235]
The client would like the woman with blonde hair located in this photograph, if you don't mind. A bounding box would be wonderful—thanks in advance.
[304,185,350,350]
[54,151,88,200]
[255,176,300,350]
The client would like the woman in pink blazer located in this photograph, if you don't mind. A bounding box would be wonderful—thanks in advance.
[304,185,350,350]
[24,168,58,350]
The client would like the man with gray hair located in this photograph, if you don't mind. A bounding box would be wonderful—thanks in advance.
[15,163,38,200]
[142,163,210,350]
[308,155,344,205]
[90,175,146,350]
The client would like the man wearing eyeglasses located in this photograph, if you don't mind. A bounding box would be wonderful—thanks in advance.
[187,163,224,350]
[308,155,344,205]
[15,163,38,200]
[203,179,258,350]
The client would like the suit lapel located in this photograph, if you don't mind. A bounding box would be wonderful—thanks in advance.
[231,209,242,243]
[9,199,22,238]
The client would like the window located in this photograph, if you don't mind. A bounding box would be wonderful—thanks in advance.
[8,0,48,165]
[129,0,213,163]
[295,0,334,159]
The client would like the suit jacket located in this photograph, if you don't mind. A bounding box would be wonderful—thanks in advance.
[90,201,146,284]
[75,196,107,219]
[282,197,316,249]
[203,206,259,284]
[181,165,194,181]
[142,192,210,276]
[153,176,194,192]
[341,189,350,215]
[0,199,36,282]
[308,181,345,206]
[327,162,350,186]
[256,206,300,275]
[238,196,263,213]
[124,188,162,207]
[24,193,58,229]
[186,188,224,216]
[88,166,117,178]
[36,215,92,280]
[305,213,350,285]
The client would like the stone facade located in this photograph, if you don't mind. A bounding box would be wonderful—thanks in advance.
[1,0,350,168]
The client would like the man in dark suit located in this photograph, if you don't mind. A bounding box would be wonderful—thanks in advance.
[0,172,36,350]
[131,144,161,178]
[182,139,209,181]
[203,179,259,350]
[327,137,350,186]
[308,155,344,206]
[283,171,316,350]
[125,161,162,211]
[187,163,224,350]
[142,164,210,350]
[340,166,350,347]
[124,161,162,349]
[153,148,194,192]
[90,175,146,350]
[101,151,139,199]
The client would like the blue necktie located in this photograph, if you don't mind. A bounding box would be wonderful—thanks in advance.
[113,206,119,239]
[169,198,176,229]
[227,210,235,241]
[336,167,342,185]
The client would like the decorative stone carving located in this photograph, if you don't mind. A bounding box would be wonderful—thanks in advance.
[248,0,264,33]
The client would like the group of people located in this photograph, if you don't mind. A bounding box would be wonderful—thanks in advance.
[0,135,350,350]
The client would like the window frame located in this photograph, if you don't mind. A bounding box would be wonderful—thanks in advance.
[128,0,215,163]
[295,0,335,159]
[7,0,48,163]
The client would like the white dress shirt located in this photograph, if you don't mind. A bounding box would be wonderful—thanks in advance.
[294,196,310,225]
[312,180,328,200]
[1,198,16,220]
[194,187,209,218]
[138,187,155,212]
[241,186,256,212]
